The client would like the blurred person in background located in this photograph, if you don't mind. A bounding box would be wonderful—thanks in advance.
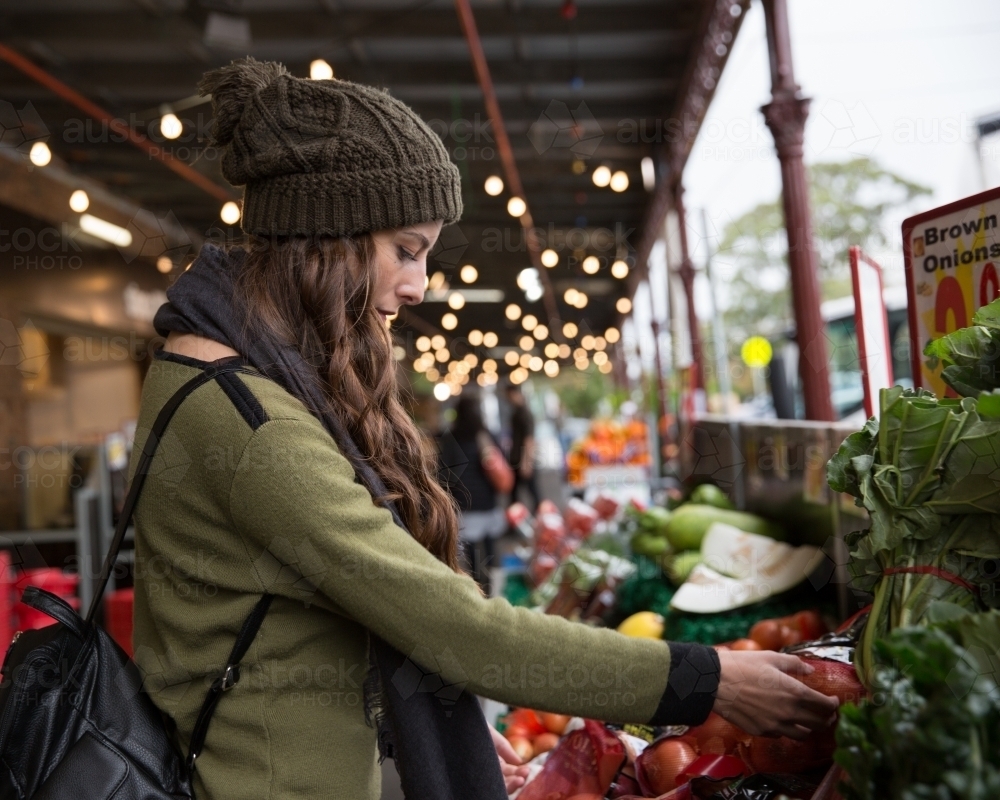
[505,382,538,510]
[439,393,506,590]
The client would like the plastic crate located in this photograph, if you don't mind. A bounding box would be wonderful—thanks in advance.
[105,588,134,657]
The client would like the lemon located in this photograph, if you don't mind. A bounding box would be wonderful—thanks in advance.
[616,611,665,639]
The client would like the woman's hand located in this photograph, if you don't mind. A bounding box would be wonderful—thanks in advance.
[712,649,840,739]
[489,724,532,794]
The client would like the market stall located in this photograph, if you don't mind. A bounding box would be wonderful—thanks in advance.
[488,291,1000,798]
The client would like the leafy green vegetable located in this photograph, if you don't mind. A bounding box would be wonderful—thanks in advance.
[923,298,1000,397]
[836,625,1000,800]
[827,387,1000,687]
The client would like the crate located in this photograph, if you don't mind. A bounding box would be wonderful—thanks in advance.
[105,587,134,657]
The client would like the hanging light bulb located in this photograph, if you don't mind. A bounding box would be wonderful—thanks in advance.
[540,249,559,268]
[68,190,90,213]
[220,201,241,225]
[310,59,334,80]
[610,171,629,192]
[591,165,610,187]
[29,142,51,167]
[507,196,527,217]
[460,265,478,283]
[582,256,600,274]
[160,113,183,140]
[484,175,504,196]
[611,260,629,279]
[616,297,632,314]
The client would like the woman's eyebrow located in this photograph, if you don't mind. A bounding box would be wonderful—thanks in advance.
[398,230,431,249]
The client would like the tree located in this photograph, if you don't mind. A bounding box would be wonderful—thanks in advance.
[714,157,931,342]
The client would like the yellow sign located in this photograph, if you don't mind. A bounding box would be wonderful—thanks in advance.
[741,336,772,368]
[903,191,1000,395]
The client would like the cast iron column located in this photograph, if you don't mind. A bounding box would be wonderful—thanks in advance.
[760,0,834,421]
[648,318,673,461]
[673,184,706,392]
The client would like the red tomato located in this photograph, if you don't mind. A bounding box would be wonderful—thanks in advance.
[729,638,761,651]
[637,739,698,795]
[793,610,827,640]
[779,624,802,647]
[538,712,571,735]
[532,733,560,756]
[504,723,531,741]
[748,619,783,650]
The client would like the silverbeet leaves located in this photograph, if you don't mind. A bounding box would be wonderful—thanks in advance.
[827,386,1000,688]
[835,625,1000,800]
[924,297,1000,399]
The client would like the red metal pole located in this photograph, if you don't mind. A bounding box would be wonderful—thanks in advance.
[673,185,706,392]
[649,318,673,461]
[0,44,236,204]
[759,0,834,421]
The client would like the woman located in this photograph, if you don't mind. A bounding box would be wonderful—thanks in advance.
[439,393,507,589]
[131,58,839,800]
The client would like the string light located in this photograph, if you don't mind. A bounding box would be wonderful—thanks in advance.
[582,256,600,274]
[68,190,89,213]
[611,260,629,279]
[160,113,182,140]
[541,249,559,268]
[484,175,504,196]
[468,330,484,346]
[616,297,632,314]
[592,165,610,187]
[507,197,526,217]
[460,265,478,283]
[610,171,629,192]
[483,332,499,347]
[505,303,522,321]
[521,314,538,331]
[563,322,578,338]
[441,313,458,330]
[310,59,334,80]
[220,201,241,224]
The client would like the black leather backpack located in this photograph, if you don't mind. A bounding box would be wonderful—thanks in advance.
[0,362,272,799]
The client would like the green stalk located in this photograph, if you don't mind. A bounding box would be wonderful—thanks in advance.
[858,576,890,690]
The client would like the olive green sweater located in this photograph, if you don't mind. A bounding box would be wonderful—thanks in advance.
[131,351,718,800]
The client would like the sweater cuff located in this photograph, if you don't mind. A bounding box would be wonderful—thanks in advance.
[648,642,720,726]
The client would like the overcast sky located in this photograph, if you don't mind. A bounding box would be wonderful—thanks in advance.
[682,0,1000,297]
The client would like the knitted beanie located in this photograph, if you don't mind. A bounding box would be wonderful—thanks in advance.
[198,58,463,237]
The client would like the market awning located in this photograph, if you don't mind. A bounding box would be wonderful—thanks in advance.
[0,0,749,350]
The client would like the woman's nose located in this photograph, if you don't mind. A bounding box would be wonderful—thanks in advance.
[397,275,425,306]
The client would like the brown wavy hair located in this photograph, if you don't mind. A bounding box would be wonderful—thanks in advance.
[236,234,460,569]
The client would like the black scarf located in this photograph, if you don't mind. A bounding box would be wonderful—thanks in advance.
[154,243,507,800]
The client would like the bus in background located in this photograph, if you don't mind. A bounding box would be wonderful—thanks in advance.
[769,286,912,422]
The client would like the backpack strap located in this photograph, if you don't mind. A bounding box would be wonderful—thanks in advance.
[186,592,275,772]
[82,356,276,775]
[84,358,253,623]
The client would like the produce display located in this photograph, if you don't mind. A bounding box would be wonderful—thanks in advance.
[500,340,1000,800]
[565,419,651,487]
[498,478,854,799]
